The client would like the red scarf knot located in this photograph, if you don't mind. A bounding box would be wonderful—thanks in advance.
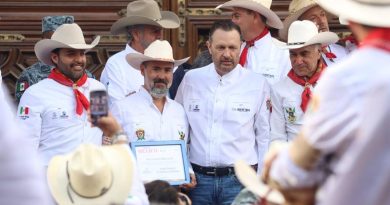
[321,46,337,62]
[48,68,90,115]
[239,28,269,67]
[288,60,326,112]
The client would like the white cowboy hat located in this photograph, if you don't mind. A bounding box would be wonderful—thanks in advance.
[234,160,285,204]
[126,40,190,70]
[47,144,133,205]
[110,0,180,35]
[316,0,390,27]
[279,20,338,49]
[216,0,283,29]
[34,23,100,66]
[279,0,319,41]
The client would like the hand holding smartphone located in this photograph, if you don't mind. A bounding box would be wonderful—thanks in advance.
[90,90,108,126]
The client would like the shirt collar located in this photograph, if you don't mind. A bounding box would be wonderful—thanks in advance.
[209,63,243,85]
[125,44,141,54]
[138,86,172,106]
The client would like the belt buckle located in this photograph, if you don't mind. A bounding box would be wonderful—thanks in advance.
[206,168,217,176]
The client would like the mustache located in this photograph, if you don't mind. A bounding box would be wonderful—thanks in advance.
[70,63,85,67]
[153,78,168,85]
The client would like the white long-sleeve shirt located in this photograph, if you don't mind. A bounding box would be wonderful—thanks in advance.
[241,33,291,85]
[270,47,390,205]
[270,77,314,144]
[0,82,52,205]
[176,63,270,172]
[100,44,144,106]
[111,86,188,142]
[17,78,105,166]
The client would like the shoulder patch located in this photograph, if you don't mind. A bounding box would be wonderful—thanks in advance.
[16,81,29,92]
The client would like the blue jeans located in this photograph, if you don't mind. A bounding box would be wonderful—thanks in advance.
[189,173,243,205]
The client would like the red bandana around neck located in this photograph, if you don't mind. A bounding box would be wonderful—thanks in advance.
[239,28,269,67]
[321,45,337,62]
[360,28,390,53]
[288,60,326,112]
[48,68,89,115]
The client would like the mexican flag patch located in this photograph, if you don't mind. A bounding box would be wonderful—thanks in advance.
[19,106,29,115]
[17,81,29,92]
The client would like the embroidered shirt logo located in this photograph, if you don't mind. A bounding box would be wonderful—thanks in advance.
[19,106,30,120]
[135,129,145,140]
[178,131,185,140]
[17,82,29,92]
[285,107,297,123]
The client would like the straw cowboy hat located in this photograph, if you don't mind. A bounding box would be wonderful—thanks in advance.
[126,40,190,70]
[110,0,180,35]
[34,23,100,66]
[279,0,319,41]
[47,144,133,205]
[234,160,285,204]
[216,0,284,29]
[317,0,390,27]
[280,20,338,49]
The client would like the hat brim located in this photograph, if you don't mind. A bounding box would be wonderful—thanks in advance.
[216,0,283,29]
[47,145,133,205]
[279,4,318,41]
[234,160,285,204]
[110,11,180,35]
[317,0,390,28]
[280,31,339,49]
[34,36,100,66]
[126,53,190,70]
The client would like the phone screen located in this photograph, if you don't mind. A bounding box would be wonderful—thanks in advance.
[90,90,108,125]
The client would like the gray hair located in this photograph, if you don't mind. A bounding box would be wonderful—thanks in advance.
[126,25,146,41]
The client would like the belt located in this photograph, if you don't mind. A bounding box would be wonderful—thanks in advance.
[192,163,258,177]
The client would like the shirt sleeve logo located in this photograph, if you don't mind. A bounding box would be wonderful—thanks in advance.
[17,81,29,92]
[18,106,30,120]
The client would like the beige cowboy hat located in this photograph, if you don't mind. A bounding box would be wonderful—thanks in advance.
[279,20,338,49]
[110,0,180,35]
[126,40,190,70]
[47,144,133,205]
[234,160,285,204]
[34,23,100,66]
[317,0,390,27]
[279,0,319,41]
[216,0,283,29]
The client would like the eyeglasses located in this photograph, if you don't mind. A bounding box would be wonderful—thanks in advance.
[66,161,113,203]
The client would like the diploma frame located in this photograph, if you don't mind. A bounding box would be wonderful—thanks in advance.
[131,140,190,185]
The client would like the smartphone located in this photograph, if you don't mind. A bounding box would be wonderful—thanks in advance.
[90,90,108,126]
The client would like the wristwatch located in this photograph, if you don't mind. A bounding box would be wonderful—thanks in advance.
[111,131,129,144]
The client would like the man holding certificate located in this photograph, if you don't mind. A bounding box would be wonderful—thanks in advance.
[111,40,196,188]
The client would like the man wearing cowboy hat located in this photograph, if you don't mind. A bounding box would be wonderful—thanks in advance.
[15,15,95,103]
[279,0,348,66]
[263,1,390,205]
[111,40,197,189]
[16,23,105,167]
[269,20,338,148]
[217,0,291,85]
[100,0,181,106]
[176,20,270,205]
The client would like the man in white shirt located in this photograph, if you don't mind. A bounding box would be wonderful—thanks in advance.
[17,23,104,166]
[270,20,338,148]
[217,0,291,85]
[263,1,390,205]
[100,0,180,106]
[111,40,196,189]
[176,20,270,205]
[0,79,51,205]
[279,0,348,66]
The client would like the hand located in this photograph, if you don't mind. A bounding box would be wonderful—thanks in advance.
[88,110,122,138]
[179,174,197,190]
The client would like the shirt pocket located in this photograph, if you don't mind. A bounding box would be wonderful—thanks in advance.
[282,100,303,125]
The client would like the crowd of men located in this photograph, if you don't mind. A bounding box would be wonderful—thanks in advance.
[1,0,389,205]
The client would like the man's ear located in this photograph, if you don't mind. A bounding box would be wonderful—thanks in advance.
[50,52,59,65]
[140,63,146,76]
[206,40,212,54]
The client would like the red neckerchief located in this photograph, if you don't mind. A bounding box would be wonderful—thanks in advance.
[48,68,89,115]
[239,28,269,67]
[321,45,337,62]
[360,28,390,52]
[288,60,326,112]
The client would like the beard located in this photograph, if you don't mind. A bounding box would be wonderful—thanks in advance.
[150,78,171,99]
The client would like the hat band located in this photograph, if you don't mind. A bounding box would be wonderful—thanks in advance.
[66,161,113,203]
[287,42,306,46]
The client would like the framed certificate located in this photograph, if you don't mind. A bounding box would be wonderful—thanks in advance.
[131,140,190,185]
